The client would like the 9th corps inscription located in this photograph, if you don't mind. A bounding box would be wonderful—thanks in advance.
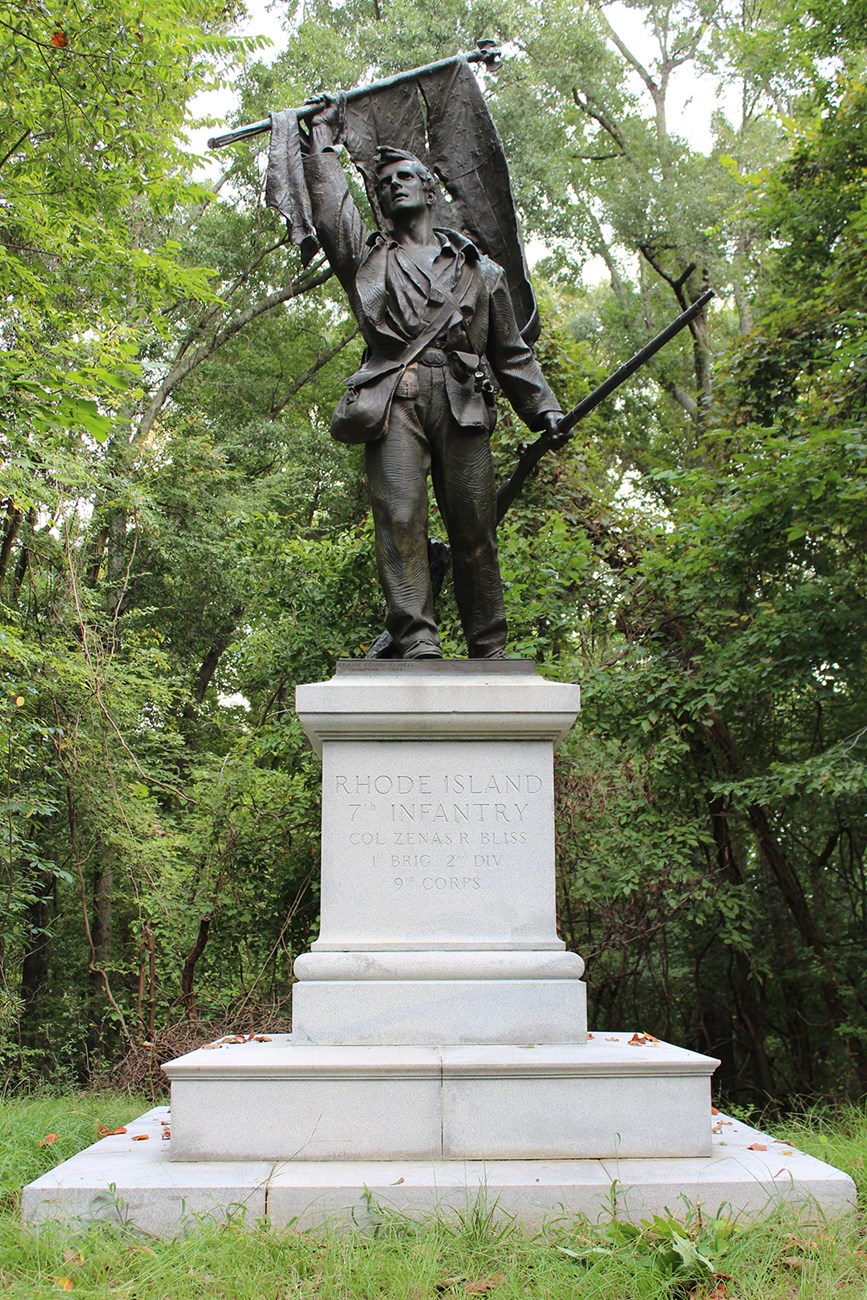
[314,741,561,951]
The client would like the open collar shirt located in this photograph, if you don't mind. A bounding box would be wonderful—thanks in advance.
[304,148,561,432]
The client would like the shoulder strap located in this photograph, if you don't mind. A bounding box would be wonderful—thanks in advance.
[394,257,474,367]
[399,244,474,317]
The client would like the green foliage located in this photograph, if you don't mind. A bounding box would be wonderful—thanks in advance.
[1,0,866,1109]
[1,1097,867,1297]
[0,0,248,445]
[0,0,309,1080]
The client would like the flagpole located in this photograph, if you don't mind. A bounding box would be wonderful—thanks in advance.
[207,41,502,150]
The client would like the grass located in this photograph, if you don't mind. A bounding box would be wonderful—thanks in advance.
[0,1093,864,1297]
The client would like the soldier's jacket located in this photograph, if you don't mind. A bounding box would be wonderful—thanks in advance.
[303,149,561,444]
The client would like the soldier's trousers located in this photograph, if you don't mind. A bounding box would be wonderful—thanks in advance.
[365,361,507,659]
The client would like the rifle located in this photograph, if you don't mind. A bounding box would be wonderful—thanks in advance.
[207,41,502,150]
[495,287,715,521]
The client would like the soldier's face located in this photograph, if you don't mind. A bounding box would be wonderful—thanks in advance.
[377,161,430,218]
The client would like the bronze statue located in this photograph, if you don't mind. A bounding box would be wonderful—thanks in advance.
[211,48,714,660]
[303,95,562,660]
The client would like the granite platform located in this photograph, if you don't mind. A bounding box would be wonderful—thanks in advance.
[23,1104,856,1234]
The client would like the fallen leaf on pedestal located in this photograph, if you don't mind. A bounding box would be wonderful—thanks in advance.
[254,1035,273,1042]
[711,1106,720,1115]
[747,1143,768,1151]
[39,1134,59,1147]
[586,1033,593,1039]
[627,1032,660,1046]
[96,1125,127,1138]
[605,1036,619,1042]
[392,1176,405,1184]
[131,1134,149,1141]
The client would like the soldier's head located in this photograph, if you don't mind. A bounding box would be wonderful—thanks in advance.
[373,147,437,219]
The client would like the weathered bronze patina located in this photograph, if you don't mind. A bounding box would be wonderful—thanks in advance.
[303,96,562,660]
[212,51,714,659]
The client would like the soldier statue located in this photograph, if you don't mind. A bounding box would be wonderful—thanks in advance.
[303,94,562,660]
[210,51,711,659]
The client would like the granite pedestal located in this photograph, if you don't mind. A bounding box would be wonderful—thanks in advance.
[23,662,856,1231]
[291,662,587,1048]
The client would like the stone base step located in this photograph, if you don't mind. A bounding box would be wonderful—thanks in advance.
[22,1106,855,1235]
[291,975,588,1045]
[162,1033,718,1162]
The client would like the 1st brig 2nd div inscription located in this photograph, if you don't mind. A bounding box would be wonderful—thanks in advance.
[332,770,546,894]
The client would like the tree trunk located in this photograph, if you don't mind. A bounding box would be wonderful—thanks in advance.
[18,869,56,1053]
[181,916,211,1022]
[0,501,21,587]
[87,858,114,1060]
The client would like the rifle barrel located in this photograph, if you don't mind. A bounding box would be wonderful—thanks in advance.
[558,288,715,438]
[207,43,501,149]
[496,288,716,522]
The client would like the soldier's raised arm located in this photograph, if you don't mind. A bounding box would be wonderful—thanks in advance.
[303,95,371,302]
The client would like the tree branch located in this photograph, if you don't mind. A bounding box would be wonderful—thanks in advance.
[638,244,690,311]
[171,237,297,356]
[181,916,211,1022]
[571,88,626,151]
[134,265,334,443]
[268,326,360,419]
[590,2,659,98]
[0,129,30,172]
[657,375,699,417]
